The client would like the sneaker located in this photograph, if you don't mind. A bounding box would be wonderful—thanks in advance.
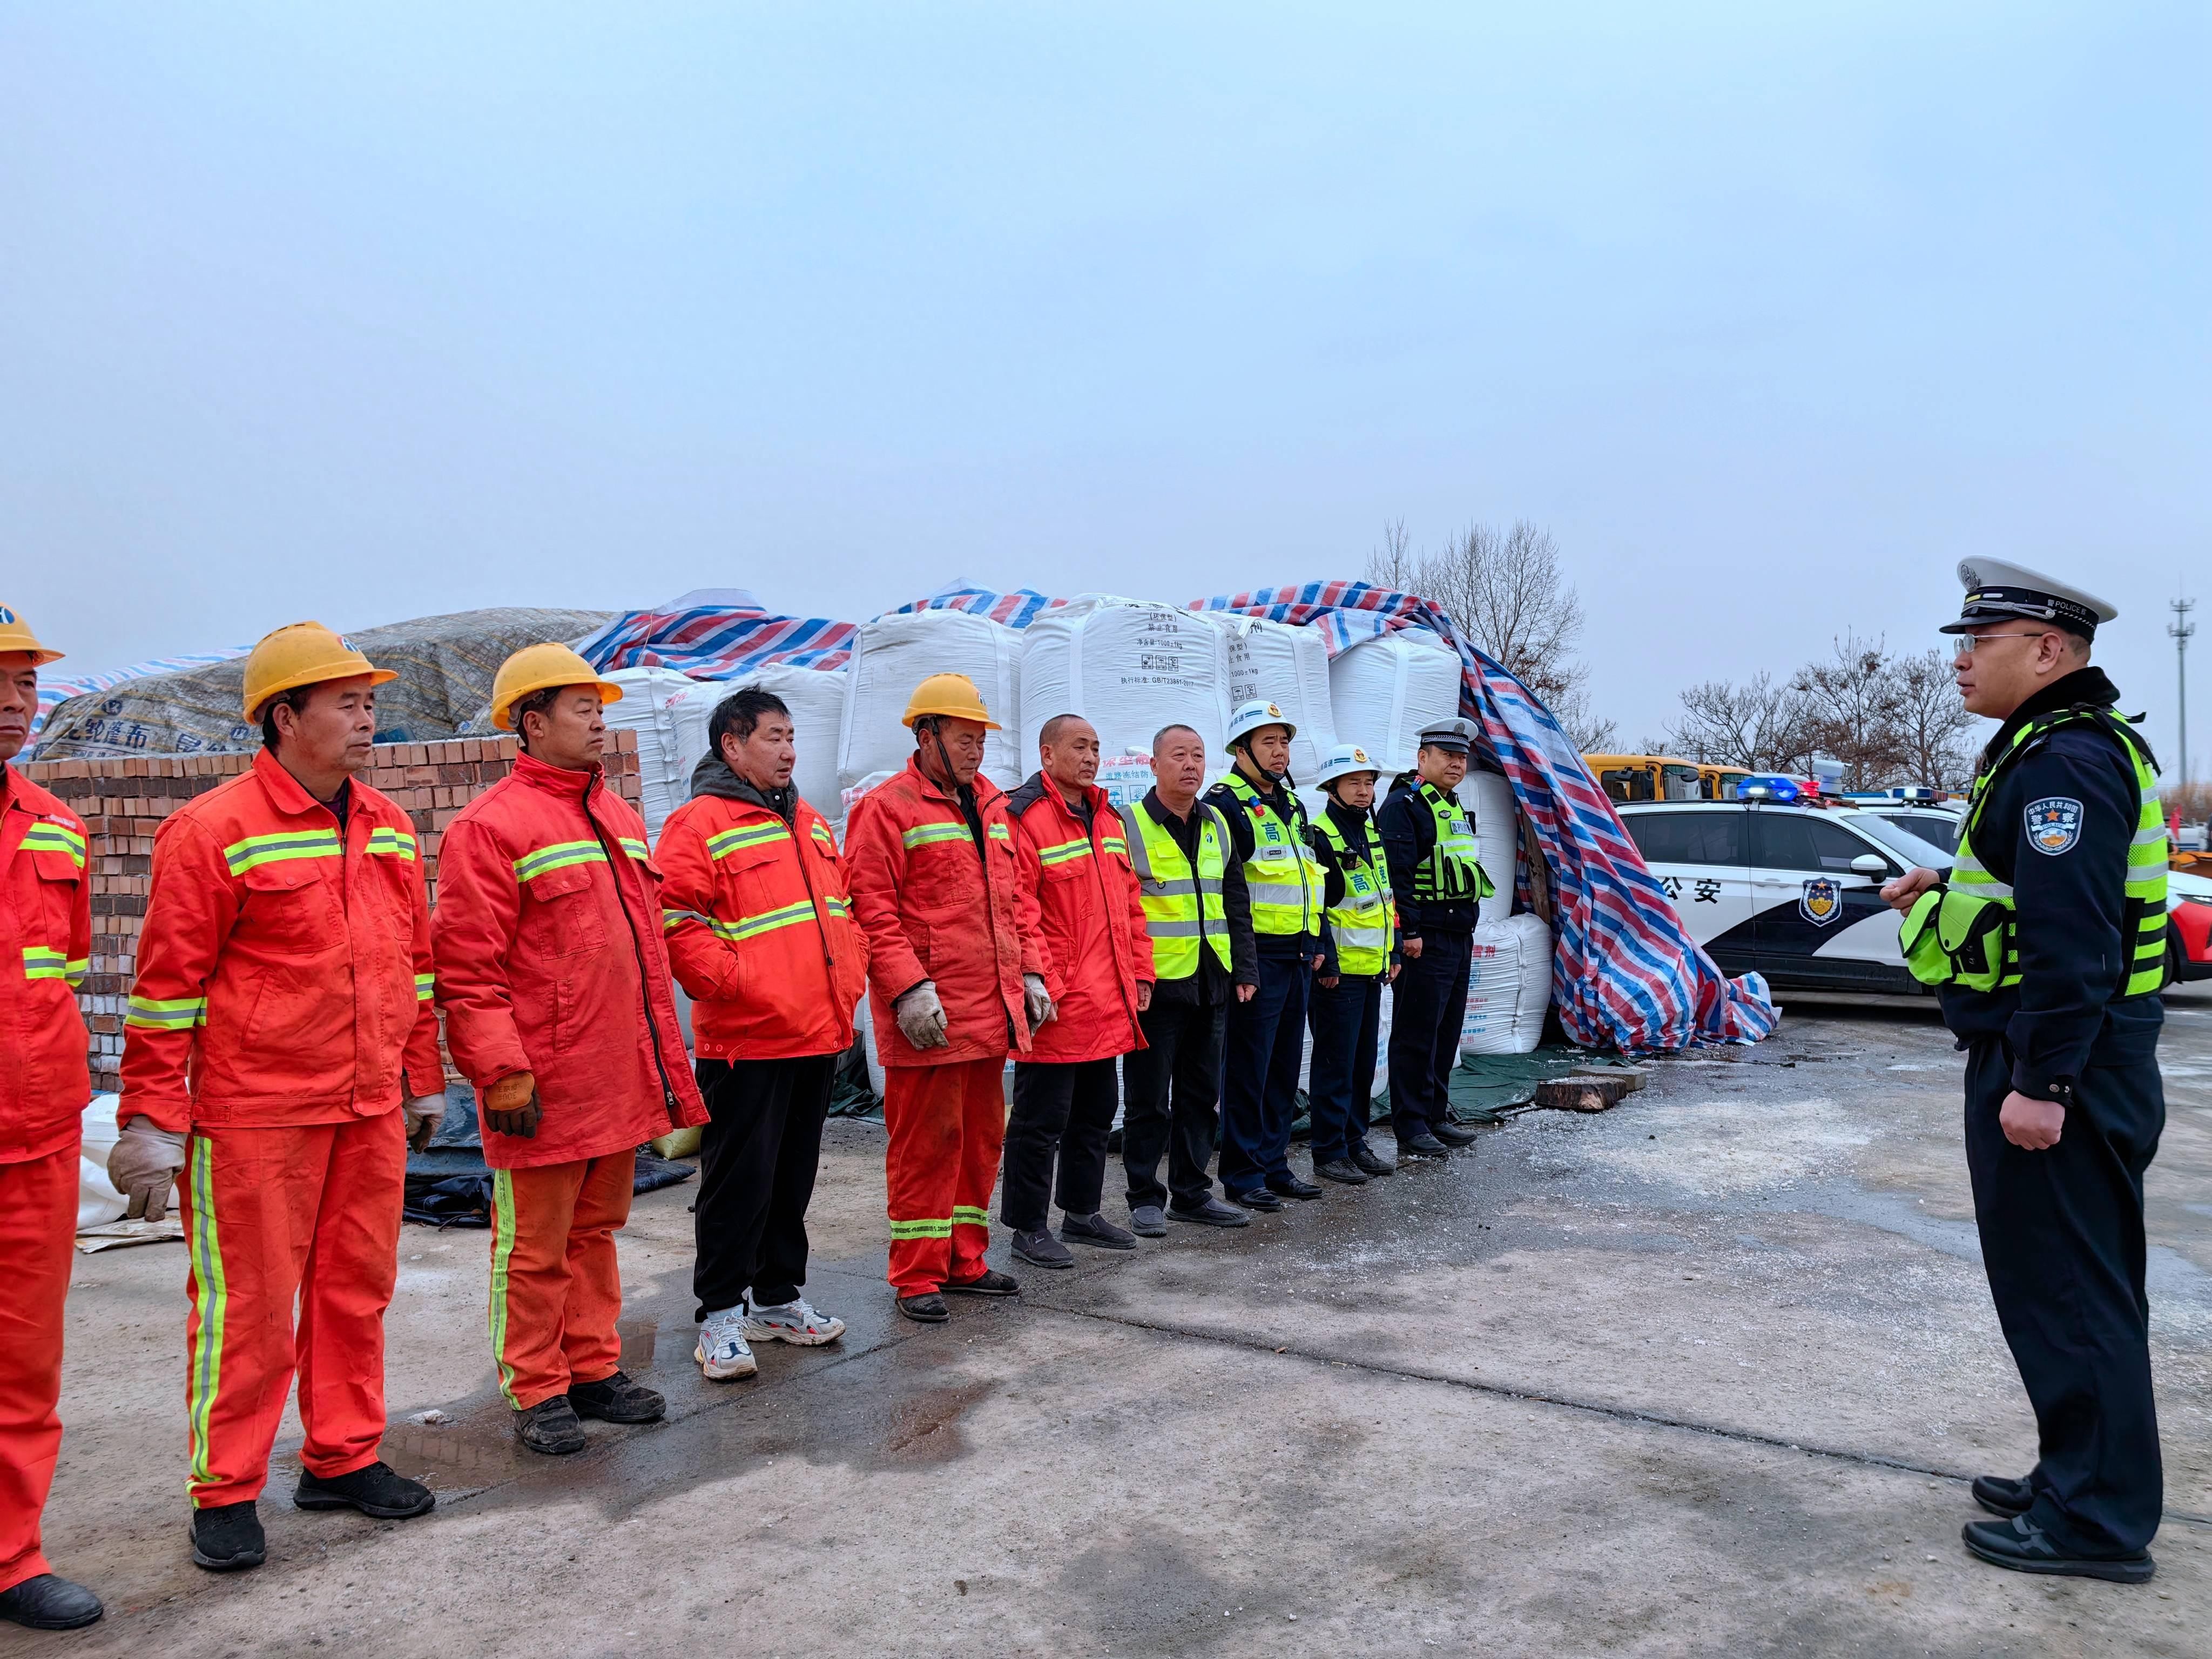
[697,1307,759,1379]
[744,1294,846,1346]
[1011,1229,1075,1269]
[1128,1204,1169,1238]
[1971,1475,2033,1518]
[1060,1211,1138,1251]
[0,1574,104,1630]
[190,1500,265,1572]
[515,1395,587,1455]
[293,1460,434,1519]
[1960,1515,2154,1583]
[568,1370,666,1424]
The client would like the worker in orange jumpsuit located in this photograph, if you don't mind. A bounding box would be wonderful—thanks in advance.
[118,623,449,1574]
[0,604,104,1633]
[844,673,1050,1323]
[434,644,707,1455]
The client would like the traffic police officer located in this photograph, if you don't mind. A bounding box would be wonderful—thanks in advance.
[1307,743,1399,1183]
[1378,718,1494,1158]
[1884,558,2167,1583]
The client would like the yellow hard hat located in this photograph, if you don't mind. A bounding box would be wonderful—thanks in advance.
[0,602,64,666]
[489,642,625,731]
[901,671,1001,730]
[241,621,395,720]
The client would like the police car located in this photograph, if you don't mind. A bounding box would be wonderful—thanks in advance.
[1620,796,2212,991]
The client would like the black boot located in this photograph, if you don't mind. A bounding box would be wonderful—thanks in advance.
[294,1460,434,1518]
[568,1370,666,1425]
[514,1394,588,1455]
[190,1500,266,1572]
[0,1574,103,1630]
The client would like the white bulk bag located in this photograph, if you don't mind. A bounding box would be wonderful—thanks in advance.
[743,664,848,822]
[1461,925,1528,1055]
[1510,912,1555,1047]
[1018,598,1233,783]
[839,610,1022,794]
[1459,767,1520,926]
[1327,630,1465,778]
[603,667,716,837]
[1218,616,1338,784]
[79,1094,126,1230]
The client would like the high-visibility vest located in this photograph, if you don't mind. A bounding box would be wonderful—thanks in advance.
[1410,780,1494,905]
[1220,773,1326,938]
[1902,706,2167,997]
[1314,810,1394,976]
[1123,800,1235,981]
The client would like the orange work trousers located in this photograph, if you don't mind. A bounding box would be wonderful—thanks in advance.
[0,1141,77,1593]
[180,1111,407,1507]
[882,1058,1007,1296]
[488,1151,634,1411]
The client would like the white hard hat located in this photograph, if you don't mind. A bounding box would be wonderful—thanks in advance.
[1224,698,1296,754]
[1316,743,1381,787]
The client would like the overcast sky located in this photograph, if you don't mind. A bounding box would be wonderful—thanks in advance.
[4,4,2204,771]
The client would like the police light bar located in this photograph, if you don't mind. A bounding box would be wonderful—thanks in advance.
[1889,786,1938,802]
[1739,775,1800,802]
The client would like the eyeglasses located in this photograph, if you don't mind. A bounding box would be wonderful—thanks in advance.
[1947,630,2053,658]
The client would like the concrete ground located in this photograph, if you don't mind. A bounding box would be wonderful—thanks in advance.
[17,986,2209,1657]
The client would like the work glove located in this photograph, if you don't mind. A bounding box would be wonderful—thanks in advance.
[483,1070,542,1140]
[402,1094,447,1151]
[1022,973,1055,1029]
[894,981,949,1050]
[107,1117,188,1222]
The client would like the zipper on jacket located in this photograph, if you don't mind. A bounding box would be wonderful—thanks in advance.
[1083,796,1140,1032]
[586,773,683,1127]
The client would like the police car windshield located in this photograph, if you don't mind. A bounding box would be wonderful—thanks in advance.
[1842,811,1954,871]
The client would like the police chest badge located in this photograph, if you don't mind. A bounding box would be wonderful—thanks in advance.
[2025,797,2083,856]
[1799,877,1842,926]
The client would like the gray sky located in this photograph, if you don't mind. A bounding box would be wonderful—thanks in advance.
[5,4,2204,772]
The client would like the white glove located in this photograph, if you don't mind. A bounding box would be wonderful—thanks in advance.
[1023,972,1055,1028]
[402,1094,447,1150]
[107,1117,188,1222]
[894,981,950,1049]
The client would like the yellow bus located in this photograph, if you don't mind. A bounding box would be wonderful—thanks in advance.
[1584,754,1749,804]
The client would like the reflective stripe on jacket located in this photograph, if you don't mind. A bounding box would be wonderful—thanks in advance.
[433,752,707,1169]
[844,756,1046,1067]
[1124,798,1236,982]
[2,766,92,1158]
[1315,810,1395,976]
[1218,773,1325,938]
[657,792,867,1060]
[120,749,443,1134]
[1410,780,1493,905]
[1006,773,1151,1063]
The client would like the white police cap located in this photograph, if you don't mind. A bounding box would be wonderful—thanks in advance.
[1941,558,2118,639]
[1416,717,1476,754]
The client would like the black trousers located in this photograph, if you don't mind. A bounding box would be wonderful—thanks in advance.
[1307,973,1383,1163]
[1122,997,1226,1211]
[1963,1004,2164,1556]
[693,1053,835,1319]
[1000,1057,1120,1233]
[1219,952,1311,1196]
[1386,932,1471,1137]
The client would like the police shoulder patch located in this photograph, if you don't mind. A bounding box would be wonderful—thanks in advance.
[2024,796,2083,855]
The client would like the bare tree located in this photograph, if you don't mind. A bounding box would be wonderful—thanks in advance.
[1368,519,1417,593]
[1792,632,1906,789]
[1547,677,1619,753]
[1664,672,1816,771]
[1886,649,1980,788]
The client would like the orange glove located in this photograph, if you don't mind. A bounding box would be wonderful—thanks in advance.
[484,1070,541,1139]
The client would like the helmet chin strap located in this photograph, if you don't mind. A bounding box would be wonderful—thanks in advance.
[1235,739,1286,791]
[921,718,971,798]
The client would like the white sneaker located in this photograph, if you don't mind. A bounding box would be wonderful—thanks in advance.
[694,1307,758,1380]
[743,1293,847,1346]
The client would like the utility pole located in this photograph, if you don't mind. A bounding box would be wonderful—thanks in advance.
[2173,596,2195,791]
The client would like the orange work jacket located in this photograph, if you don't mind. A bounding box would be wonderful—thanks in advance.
[120,750,443,1134]
[1005,773,1152,1065]
[2,765,92,1160]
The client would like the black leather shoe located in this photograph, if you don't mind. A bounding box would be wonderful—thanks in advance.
[1313,1157,1370,1185]
[294,1459,434,1518]
[1267,1174,1325,1200]
[945,1267,1020,1296]
[896,1292,949,1323]
[514,1395,588,1455]
[1061,1211,1138,1251]
[1398,1131,1451,1158]
[1961,1515,2153,1583]
[0,1574,103,1630]
[1128,1204,1169,1238]
[1971,1475,2033,1518]
[569,1370,665,1425]
[1227,1187,1284,1212]
[1012,1228,1075,1269]
[1432,1121,1480,1147]
[1350,1140,1395,1176]
[190,1500,266,1572]
[1168,1196,1251,1228]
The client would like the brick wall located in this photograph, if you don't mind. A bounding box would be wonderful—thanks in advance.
[17,731,644,1092]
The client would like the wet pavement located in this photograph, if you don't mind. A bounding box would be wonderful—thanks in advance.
[21,986,2210,1656]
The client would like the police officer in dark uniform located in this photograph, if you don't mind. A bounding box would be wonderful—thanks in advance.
[1377,718,1494,1159]
[1884,559,2168,1583]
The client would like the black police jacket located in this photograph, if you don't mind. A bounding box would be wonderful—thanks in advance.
[1377,774,1480,938]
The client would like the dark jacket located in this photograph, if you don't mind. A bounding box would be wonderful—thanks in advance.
[1937,666,2163,1098]
[1134,787,1256,1004]
[1378,773,1480,938]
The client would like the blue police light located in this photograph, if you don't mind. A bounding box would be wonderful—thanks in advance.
[1739,774,1800,802]
[1889,786,1938,802]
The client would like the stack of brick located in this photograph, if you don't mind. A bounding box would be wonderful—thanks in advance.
[15,731,644,1092]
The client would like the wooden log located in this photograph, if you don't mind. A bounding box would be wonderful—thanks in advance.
[1535,1075,1635,1112]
